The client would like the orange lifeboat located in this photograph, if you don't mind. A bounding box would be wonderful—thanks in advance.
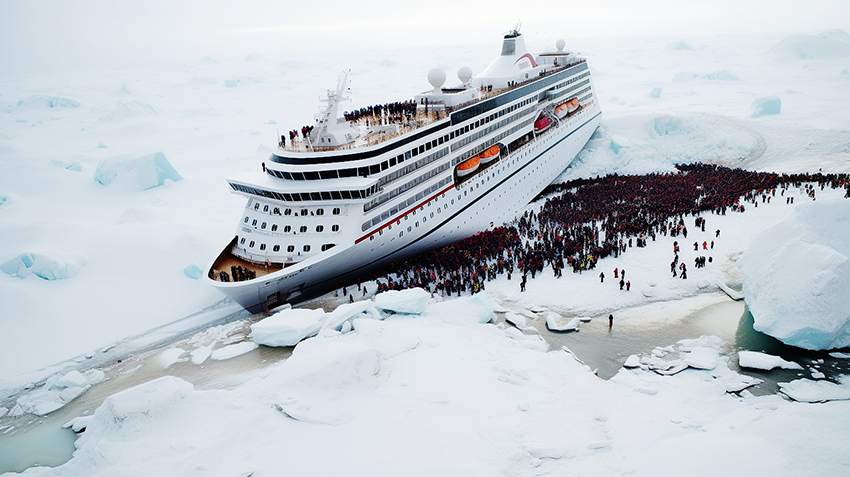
[534,115,552,133]
[456,156,480,177]
[478,145,500,164]
[566,97,580,113]
[554,102,569,119]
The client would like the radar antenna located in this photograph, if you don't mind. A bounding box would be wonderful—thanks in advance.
[513,21,522,35]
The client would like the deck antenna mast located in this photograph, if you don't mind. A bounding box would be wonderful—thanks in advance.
[513,21,522,35]
[311,69,357,147]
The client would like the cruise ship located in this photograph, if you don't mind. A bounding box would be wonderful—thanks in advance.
[207,29,602,312]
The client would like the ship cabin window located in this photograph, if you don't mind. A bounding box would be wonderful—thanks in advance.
[252,219,258,226]
[244,217,249,223]
[271,224,278,231]
[405,151,411,160]
[249,240,255,248]
[303,245,311,252]
[418,145,425,154]
[304,171,319,180]
[284,209,292,215]
[284,225,291,232]
[316,208,324,216]
[332,208,340,215]
[390,157,397,167]
[299,226,307,233]
[338,168,356,178]
[261,222,267,230]
[425,142,431,151]
[263,205,269,212]
[332,224,339,232]
[254,203,260,210]
[273,245,280,252]
[273,207,280,215]
[411,148,418,158]
[321,244,335,251]
[320,170,337,179]
[240,238,246,244]
[369,164,379,174]
[381,161,388,171]
[438,137,444,145]
[316,225,324,232]
[287,245,295,252]
[260,244,266,251]
[300,209,308,216]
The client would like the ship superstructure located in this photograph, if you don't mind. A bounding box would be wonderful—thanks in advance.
[207,29,602,312]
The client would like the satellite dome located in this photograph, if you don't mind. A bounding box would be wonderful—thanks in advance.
[457,66,473,85]
[556,39,566,52]
[427,68,446,93]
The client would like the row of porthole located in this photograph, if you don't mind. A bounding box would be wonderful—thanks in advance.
[253,203,341,216]
[239,237,336,253]
[244,217,340,234]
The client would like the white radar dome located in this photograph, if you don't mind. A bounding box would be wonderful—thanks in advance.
[427,68,446,93]
[556,39,566,52]
[457,66,473,85]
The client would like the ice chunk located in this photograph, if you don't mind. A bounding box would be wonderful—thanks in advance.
[648,87,662,98]
[506,312,528,329]
[93,376,193,428]
[52,370,87,389]
[244,52,265,61]
[623,355,641,368]
[738,351,803,370]
[210,341,258,360]
[681,347,719,370]
[609,135,632,154]
[94,151,183,191]
[750,96,781,118]
[830,352,850,359]
[546,313,581,332]
[251,308,327,347]
[770,29,850,59]
[0,252,85,280]
[190,344,213,364]
[97,141,108,148]
[779,376,850,402]
[98,99,160,122]
[671,40,697,50]
[16,95,81,108]
[374,288,429,314]
[738,198,850,350]
[183,263,203,280]
[158,348,186,368]
[322,300,375,332]
[224,79,240,88]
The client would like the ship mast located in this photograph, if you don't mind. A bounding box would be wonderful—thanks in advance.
[311,70,357,147]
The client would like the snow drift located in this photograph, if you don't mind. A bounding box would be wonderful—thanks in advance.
[738,197,850,350]
[94,152,183,191]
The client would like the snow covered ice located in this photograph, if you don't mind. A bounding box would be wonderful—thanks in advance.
[2,13,850,476]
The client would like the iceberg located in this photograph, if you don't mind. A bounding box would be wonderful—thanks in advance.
[750,96,781,118]
[769,29,850,60]
[16,95,81,108]
[94,151,183,191]
[98,99,160,122]
[738,198,850,350]
[738,351,803,371]
[374,288,430,314]
[251,308,327,347]
[1,252,85,280]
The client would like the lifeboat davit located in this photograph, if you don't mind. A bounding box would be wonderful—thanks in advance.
[456,156,480,177]
[478,145,500,164]
[534,115,552,133]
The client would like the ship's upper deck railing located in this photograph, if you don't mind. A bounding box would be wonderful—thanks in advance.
[278,59,585,155]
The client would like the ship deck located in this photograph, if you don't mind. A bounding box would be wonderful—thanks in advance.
[279,60,583,154]
[209,238,287,283]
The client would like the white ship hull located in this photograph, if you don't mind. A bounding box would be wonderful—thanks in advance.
[207,30,601,312]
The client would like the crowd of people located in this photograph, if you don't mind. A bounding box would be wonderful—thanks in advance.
[343,101,417,123]
[350,164,848,300]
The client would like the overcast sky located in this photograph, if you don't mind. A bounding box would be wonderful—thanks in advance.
[1,0,849,72]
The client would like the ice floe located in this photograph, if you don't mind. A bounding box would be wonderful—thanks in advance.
[374,287,430,314]
[0,252,86,280]
[737,351,803,371]
[251,308,327,347]
[94,151,184,191]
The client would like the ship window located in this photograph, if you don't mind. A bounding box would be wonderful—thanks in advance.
[284,208,292,215]
[411,148,418,157]
[418,145,424,154]
[331,191,342,200]
[299,226,307,233]
[319,170,337,180]
[273,245,280,252]
[263,205,269,212]
[425,142,431,151]
[339,168,356,178]
[291,172,305,180]
[438,137,444,145]
[342,191,352,199]
[287,245,295,252]
[332,224,339,232]
[332,208,340,215]
[316,225,324,232]
[260,243,266,251]
[254,203,260,210]
[240,237,246,244]
[284,225,291,232]
[397,154,404,164]
[358,167,369,177]
[303,245,311,252]
[318,192,329,200]
[301,209,308,216]
[405,151,412,160]
[303,171,319,180]
[244,217,249,223]
[272,224,278,231]
[369,164,380,174]
[261,222,267,229]
[407,226,411,232]
[252,219,258,226]
[273,207,280,215]
[381,161,388,170]
[399,232,403,238]
[321,243,335,251]
[352,190,362,199]
[249,240,255,247]
[316,208,324,216]
[310,192,321,200]
[389,157,397,167]
[282,172,292,180]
